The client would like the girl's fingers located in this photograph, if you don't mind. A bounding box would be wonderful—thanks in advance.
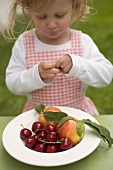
[39,62,61,80]
[55,55,71,69]
[55,57,66,69]
[42,62,55,70]
[55,55,72,73]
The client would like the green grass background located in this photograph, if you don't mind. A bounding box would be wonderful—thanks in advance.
[0,0,113,116]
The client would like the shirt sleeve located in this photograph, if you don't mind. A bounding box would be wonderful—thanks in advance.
[6,34,48,95]
[69,33,113,87]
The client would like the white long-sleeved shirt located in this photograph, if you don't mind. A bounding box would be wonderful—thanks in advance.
[6,29,113,99]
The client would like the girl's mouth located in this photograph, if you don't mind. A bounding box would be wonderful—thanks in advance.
[47,30,61,37]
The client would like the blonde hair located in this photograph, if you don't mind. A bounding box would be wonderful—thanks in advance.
[4,0,91,40]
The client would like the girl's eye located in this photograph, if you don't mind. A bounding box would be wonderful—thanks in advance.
[37,15,47,20]
[56,13,66,18]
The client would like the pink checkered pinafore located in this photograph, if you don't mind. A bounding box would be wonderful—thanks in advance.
[23,29,99,115]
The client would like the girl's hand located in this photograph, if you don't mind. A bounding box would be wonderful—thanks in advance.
[55,55,73,73]
[38,62,61,81]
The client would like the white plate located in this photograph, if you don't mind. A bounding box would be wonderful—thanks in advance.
[2,106,101,167]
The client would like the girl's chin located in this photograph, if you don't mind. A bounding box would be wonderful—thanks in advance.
[41,34,61,42]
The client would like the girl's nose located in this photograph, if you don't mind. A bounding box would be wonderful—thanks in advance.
[47,19,57,29]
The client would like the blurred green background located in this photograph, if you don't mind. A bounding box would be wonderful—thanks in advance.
[0,0,113,116]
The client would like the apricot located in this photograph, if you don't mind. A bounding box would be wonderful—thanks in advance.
[38,106,61,127]
[57,119,85,146]
[45,106,61,113]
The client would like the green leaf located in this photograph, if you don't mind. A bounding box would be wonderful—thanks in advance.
[84,120,104,140]
[77,120,85,137]
[84,119,113,148]
[57,116,74,129]
[35,104,46,114]
[44,111,67,123]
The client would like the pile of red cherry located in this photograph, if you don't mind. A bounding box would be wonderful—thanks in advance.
[20,121,73,153]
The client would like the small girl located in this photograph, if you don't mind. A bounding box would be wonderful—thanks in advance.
[5,0,113,115]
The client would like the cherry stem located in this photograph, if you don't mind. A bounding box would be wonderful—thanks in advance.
[39,139,62,144]
[20,124,25,129]
[35,128,44,133]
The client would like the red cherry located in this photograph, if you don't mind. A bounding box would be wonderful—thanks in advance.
[56,143,62,152]
[32,121,43,133]
[45,124,56,134]
[47,132,58,142]
[37,131,47,143]
[25,137,37,149]
[46,144,57,153]
[32,134,38,141]
[61,137,73,150]
[20,128,32,140]
[34,143,46,152]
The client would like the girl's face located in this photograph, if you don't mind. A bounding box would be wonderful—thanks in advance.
[31,0,73,44]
